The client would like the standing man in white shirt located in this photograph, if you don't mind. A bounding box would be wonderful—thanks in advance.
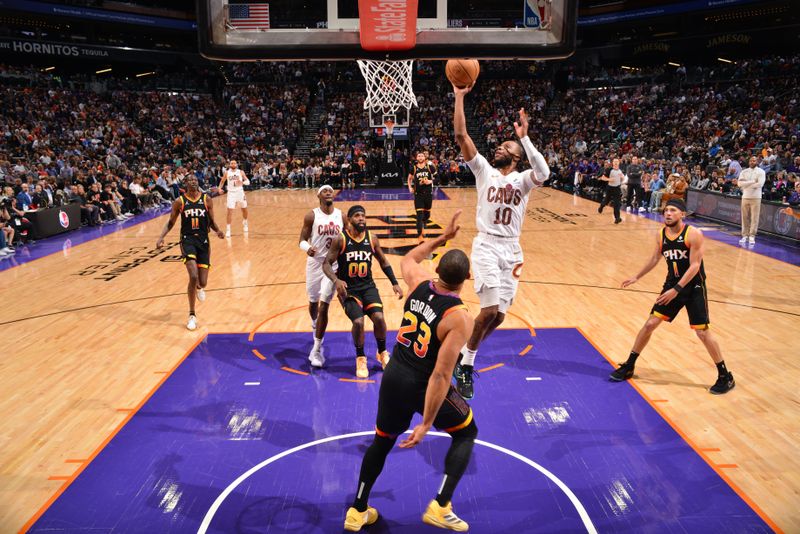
[737,156,766,247]
[218,159,250,238]
[451,83,550,399]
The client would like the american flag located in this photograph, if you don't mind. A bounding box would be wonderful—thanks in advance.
[228,3,270,30]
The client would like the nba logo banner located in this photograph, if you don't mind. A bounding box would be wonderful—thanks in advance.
[59,210,70,228]
[523,0,541,28]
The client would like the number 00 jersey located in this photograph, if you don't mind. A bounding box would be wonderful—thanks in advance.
[336,230,376,292]
[179,193,209,238]
[660,224,705,288]
[393,281,468,376]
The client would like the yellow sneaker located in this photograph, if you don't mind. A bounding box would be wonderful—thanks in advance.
[422,500,469,531]
[356,356,369,378]
[376,350,391,369]
[344,505,379,531]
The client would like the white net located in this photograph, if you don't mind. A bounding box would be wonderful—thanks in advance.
[357,59,417,127]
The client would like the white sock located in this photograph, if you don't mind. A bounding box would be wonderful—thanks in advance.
[313,337,323,351]
[226,224,231,232]
[461,347,477,367]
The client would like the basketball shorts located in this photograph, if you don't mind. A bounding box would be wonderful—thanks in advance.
[180,235,210,269]
[305,259,336,304]
[471,233,524,313]
[226,189,246,209]
[651,281,710,329]
[414,189,433,212]
[343,285,383,320]
[376,358,473,438]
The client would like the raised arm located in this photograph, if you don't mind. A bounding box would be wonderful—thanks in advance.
[372,234,403,299]
[452,84,477,162]
[514,108,550,185]
[400,210,462,292]
[156,198,183,248]
[621,231,663,288]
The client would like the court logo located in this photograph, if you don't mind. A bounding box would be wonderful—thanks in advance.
[58,210,70,228]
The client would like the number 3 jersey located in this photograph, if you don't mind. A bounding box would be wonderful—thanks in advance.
[308,207,343,264]
[467,152,541,239]
[393,281,468,376]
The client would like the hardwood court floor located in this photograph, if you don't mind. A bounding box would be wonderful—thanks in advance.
[1,187,797,532]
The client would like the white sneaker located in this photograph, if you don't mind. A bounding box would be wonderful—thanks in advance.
[187,314,198,331]
[309,347,325,368]
[243,221,249,233]
[116,215,125,221]
[0,250,8,258]
[626,206,631,212]
[739,237,748,246]
[197,288,206,301]
[638,207,646,212]
[748,237,755,246]
[225,228,231,238]
[2,247,14,254]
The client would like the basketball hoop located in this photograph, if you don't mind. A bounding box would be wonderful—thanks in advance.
[357,59,417,128]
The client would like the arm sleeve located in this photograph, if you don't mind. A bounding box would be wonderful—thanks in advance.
[465,153,492,187]
[520,136,550,186]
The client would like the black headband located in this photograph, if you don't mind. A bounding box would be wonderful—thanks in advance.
[665,198,686,212]
[348,205,366,218]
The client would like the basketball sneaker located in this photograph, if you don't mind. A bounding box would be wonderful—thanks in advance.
[422,500,469,532]
[376,350,391,369]
[738,236,747,246]
[344,505,379,531]
[609,361,635,381]
[748,237,755,247]
[453,363,476,399]
[186,314,198,331]
[197,288,206,302]
[356,356,369,379]
[710,372,735,395]
[309,346,325,368]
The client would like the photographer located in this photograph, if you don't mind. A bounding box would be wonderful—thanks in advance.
[0,199,17,254]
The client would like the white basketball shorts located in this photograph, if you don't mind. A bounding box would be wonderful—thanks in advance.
[306,259,336,303]
[227,189,247,209]
[471,233,524,313]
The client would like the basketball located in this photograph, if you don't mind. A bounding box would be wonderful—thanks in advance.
[445,59,480,88]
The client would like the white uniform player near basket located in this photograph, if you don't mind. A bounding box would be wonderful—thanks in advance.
[218,159,250,238]
[299,184,344,368]
[452,82,550,399]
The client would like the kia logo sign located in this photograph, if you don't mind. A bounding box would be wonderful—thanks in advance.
[59,210,70,228]
[381,172,398,178]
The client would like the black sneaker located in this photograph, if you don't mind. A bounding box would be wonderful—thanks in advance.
[454,363,476,399]
[597,205,604,214]
[609,361,635,382]
[709,372,735,395]
[614,218,622,224]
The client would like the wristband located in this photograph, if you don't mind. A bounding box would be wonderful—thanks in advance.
[299,241,311,252]
[673,283,684,292]
[384,265,399,286]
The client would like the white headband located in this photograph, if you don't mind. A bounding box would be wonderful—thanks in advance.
[318,185,334,194]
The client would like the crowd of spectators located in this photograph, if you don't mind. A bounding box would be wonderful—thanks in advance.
[2,53,799,258]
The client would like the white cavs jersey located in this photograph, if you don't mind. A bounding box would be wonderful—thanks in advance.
[226,168,245,191]
[309,207,343,262]
[468,153,541,239]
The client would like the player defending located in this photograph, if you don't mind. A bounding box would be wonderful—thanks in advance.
[323,205,403,378]
[408,151,437,242]
[612,198,735,394]
[299,185,343,367]
[218,159,250,238]
[451,83,550,399]
[344,211,476,532]
[156,176,224,330]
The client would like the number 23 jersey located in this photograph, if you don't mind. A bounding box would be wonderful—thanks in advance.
[467,152,540,239]
[392,281,468,376]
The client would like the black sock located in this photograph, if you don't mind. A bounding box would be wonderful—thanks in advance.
[189,310,195,316]
[626,351,640,365]
[353,434,396,512]
[356,344,365,357]
[716,361,728,376]
[436,422,477,506]
[376,338,386,353]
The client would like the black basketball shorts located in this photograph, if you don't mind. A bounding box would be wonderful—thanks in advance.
[180,234,211,269]
[343,285,383,320]
[651,281,710,329]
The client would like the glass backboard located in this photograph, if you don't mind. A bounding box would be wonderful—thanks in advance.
[198,0,577,61]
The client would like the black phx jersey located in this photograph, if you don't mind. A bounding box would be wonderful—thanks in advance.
[180,193,210,238]
[337,231,376,292]
[393,281,468,376]
[412,164,435,196]
[660,224,705,287]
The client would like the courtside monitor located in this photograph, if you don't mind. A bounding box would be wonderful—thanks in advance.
[198,0,577,61]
